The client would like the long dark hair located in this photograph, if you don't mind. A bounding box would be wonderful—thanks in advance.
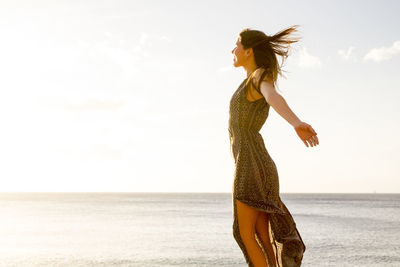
[239,25,301,90]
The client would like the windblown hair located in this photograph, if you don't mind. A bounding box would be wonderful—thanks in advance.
[239,25,301,90]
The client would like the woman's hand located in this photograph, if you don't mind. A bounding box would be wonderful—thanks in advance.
[294,121,319,147]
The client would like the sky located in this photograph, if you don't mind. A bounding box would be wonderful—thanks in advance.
[0,0,399,193]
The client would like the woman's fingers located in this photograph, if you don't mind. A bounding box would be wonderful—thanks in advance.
[303,139,309,147]
[312,135,319,145]
[307,138,314,147]
[303,131,315,141]
[306,135,319,147]
[308,137,314,147]
[305,125,318,147]
[295,123,319,147]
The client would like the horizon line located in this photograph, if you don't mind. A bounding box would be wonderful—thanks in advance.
[0,191,398,194]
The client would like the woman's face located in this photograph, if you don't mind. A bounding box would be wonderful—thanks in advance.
[232,38,249,67]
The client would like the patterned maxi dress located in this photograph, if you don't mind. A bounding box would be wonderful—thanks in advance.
[228,67,306,267]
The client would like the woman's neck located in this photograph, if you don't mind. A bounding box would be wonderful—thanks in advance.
[244,62,259,78]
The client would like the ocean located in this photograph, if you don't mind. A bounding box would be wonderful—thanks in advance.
[0,193,399,267]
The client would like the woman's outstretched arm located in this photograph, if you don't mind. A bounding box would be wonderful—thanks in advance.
[259,80,319,147]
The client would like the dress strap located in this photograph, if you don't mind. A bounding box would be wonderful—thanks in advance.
[255,69,269,94]
[247,68,269,95]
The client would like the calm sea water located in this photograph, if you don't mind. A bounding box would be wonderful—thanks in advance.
[0,193,399,267]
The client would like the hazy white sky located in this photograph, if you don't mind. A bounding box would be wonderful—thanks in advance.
[0,0,399,193]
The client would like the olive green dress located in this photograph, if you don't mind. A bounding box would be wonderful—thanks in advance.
[228,67,306,267]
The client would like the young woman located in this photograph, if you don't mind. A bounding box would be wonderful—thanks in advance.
[228,25,319,267]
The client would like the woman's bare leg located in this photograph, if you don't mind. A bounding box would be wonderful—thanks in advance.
[236,199,268,267]
[256,212,277,267]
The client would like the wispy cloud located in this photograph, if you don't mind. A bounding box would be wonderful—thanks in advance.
[139,32,172,45]
[133,32,172,57]
[76,31,173,81]
[295,47,322,68]
[338,46,357,61]
[363,40,400,62]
